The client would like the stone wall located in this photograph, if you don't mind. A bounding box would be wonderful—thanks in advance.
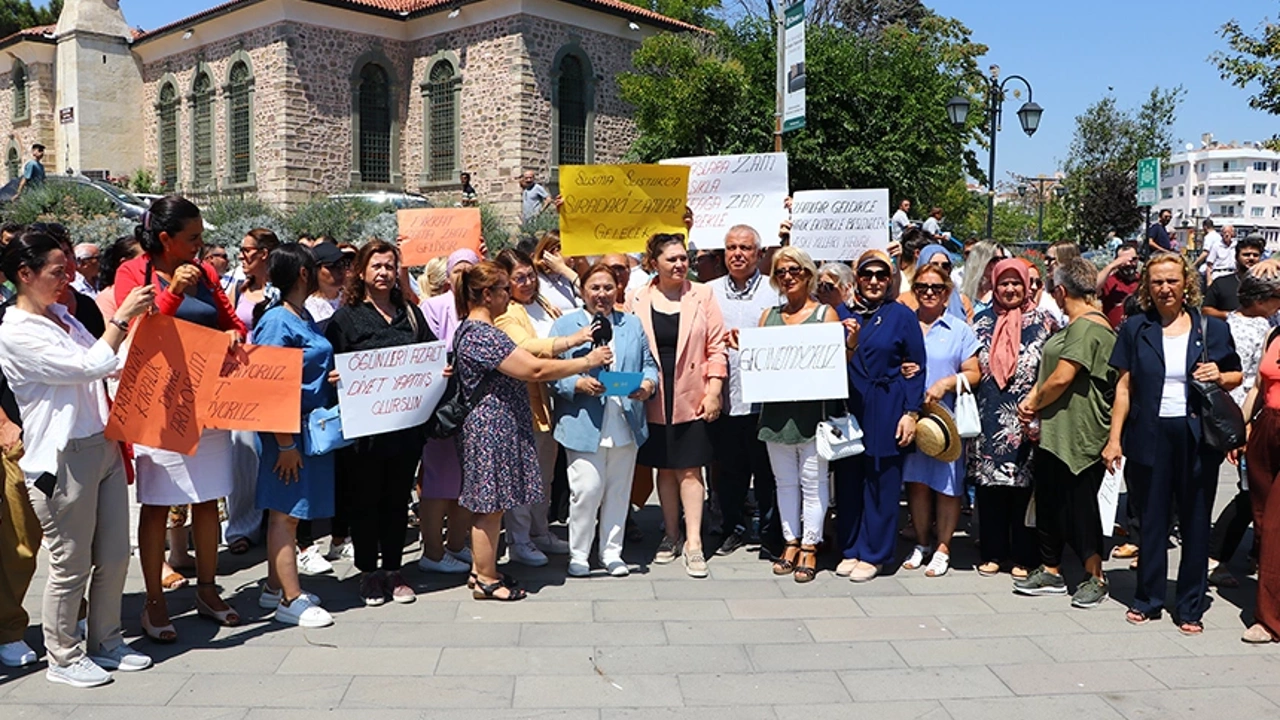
[0,60,57,181]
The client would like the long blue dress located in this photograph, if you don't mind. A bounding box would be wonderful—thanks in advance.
[903,314,981,496]
[252,306,337,520]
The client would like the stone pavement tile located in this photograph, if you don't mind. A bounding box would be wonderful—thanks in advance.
[144,646,290,675]
[974,590,1077,613]
[707,564,796,581]
[746,641,904,672]
[837,666,1013,701]
[247,710,596,720]
[342,676,512,708]
[513,674,681,708]
[3,670,191,706]
[990,660,1165,695]
[652,580,784,600]
[943,695,1125,720]
[896,572,1010,596]
[890,636,1053,667]
[780,576,908,597]
[327,599,460,623]
[1134,654,1280,687]
[1102,687,1280,720]
[65,708,249,720]
[215,619,385,647]
[678,671,851,705]
[594,600,731,622]
[372,621,521,647]
[1169,629,1280,656]
[665,620,811,645]
[772,700,949,720]
[455,601,592,623]
[1030,631,1193,662]
[0,706,76,720]
[520,621,668,647]
[803,616,953,642]
[726,597,863,620]
[549,579,657,600]
[435,646,597,675]
[855,594,994,617]
[937,612,1087,638]
[611,707,776,720]
[592,644,752,675]
[170,673,348,708]
[1246,685,1280,705]
[1067,608,1175,634]
[276,646,442,675]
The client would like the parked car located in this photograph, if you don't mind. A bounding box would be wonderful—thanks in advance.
[0,174,149,220]
[327,191,431,209]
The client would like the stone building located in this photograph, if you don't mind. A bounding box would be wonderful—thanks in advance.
[0,0,693,213]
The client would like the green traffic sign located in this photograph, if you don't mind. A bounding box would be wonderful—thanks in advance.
[1137,157,1159,207]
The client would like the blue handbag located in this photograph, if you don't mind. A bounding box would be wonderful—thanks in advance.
[305,405,355,456]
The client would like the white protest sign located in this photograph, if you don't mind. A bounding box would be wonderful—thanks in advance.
[789,188,890,260]
[335,341,449,439]
[739,322,848,404]
[660,152,789,249]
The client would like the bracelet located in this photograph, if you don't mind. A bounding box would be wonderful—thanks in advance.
[109,318,129,332]
[278,443,297,452]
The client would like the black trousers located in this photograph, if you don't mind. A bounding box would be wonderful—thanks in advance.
[340,444,421,573]
[712,413,782,555]
[1127,417,1220,622]
[1034,451,1105,569]
[1209,464,1256,564]
[976,484,1038,568]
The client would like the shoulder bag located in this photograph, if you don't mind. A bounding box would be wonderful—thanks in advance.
[1190,315,1246,453]
[816,411,865,461]
[954,373,981,438]
[304,405,355,456]
[425,323,495,439]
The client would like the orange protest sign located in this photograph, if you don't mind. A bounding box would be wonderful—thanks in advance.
[106,313,231,455]
[196,344,304,433]
[397,208,482,266]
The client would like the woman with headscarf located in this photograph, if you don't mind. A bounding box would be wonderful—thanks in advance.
[969,258,1056,579]
[900,244,971,320]
[833,250,926,583]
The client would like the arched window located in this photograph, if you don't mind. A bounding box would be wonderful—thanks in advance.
[12,62,27,121]
[227,61,252,185]
[358,63,392,184]
[191,71,214,188]
[556,54,587,167]
[425,59,459,183]
[6,146,18,181]
[158,82,179,189]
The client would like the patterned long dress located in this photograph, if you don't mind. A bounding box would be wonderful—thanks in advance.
[967,307,1055,488]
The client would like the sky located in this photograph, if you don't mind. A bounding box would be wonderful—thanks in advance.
[51,0,1280,183]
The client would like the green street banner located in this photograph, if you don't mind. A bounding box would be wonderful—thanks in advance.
[1137,157,1160,207]
[783,1,806,133]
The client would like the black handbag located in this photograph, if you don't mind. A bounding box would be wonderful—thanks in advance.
[1189,315,1246,452]
[424,323,493,439]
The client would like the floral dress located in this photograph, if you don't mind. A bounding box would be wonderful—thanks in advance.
[967,307,1055,488]
[455,320,545,514]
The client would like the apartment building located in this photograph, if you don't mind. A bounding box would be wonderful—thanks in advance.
[1155,136,1280,251]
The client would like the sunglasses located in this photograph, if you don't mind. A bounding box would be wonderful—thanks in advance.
[858,270,891,281]
[205,252,228,260]
[817,281,837,293]
[930,261,953,271]
[913,283,946,295]
[1030,279,1044,290]
[773,266,805,278]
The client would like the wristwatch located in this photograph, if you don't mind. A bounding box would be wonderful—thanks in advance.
[904,411,919,420]
[109,318,130,332]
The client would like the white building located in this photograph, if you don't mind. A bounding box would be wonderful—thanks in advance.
[1155,136,1280,250]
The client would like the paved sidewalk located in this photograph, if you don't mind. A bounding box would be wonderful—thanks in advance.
[2,466,1278,719]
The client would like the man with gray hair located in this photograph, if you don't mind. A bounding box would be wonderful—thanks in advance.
[70,242,101,298]
[708,224,784,558]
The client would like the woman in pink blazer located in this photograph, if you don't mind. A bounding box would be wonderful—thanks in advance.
[631,233,728,578]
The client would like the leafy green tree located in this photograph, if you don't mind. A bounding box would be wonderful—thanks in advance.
[0,0,62,39]
[618,0,723,28]
[1213,10,1280,116]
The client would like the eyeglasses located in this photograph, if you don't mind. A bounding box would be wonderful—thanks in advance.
[76,255,100,263]
[1030,279,1044,290]
[492,284,511,294]
[511,272,537,285]
[858,270,891,281]
[931,261,953,272]
[205,252,228,260]
[913,283,946,295]
[239,245,262,256]
[817,281,837,293]
[773,266,805,278]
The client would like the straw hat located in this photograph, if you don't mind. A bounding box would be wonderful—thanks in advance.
[915,401,962,463]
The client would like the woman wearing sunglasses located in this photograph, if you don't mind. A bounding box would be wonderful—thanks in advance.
[834,250,926,582]
[901,244,971,321]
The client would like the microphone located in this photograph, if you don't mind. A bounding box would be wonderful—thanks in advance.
[592,311,613,347]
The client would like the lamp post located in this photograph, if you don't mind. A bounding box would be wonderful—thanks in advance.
[1017,176,1067,244]
[945,64,1043,239]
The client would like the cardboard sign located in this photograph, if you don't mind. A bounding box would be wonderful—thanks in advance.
[738,322,848,404]
[196,344,304,433]
[789,188,890,261]
[559,164,689,256]
[106,314,231,455]
[335,340,449,439]
[397,208,483,267]
[660,152,788,250]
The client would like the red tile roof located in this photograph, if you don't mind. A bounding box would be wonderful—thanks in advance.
[0,24,56,49]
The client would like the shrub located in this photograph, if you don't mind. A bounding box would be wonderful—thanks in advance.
[5,182,117,225]
[203,196,281,229]
[204,214,289,249]
[64,215,137,249]
[285,197,386,243]
[129,169,159,195]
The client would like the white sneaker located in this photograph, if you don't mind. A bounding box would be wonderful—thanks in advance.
[274,594,334,628]
[447,546,473,565]
[0,639,37,667]
[532,534,570,555]
[88,642,152,672]
[418,552,470,574]
[259,583,322,610]
[46,656,111,688]
[297,546,334,576]
[567,559,591,577]
[324,541,355,562]
[508,541,548,567]
[604,560,630,577]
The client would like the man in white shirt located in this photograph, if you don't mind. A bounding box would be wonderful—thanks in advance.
[70,243,101,298]
[890,199,912,242]
[1198,221,1236,283]
[921,206,946,243]
[708,225,784,559]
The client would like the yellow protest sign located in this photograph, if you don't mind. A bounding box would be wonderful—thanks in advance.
[559,164,689,256]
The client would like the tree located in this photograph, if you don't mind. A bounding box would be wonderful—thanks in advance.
[0,0,62,39]
[1060,87,1183,247]
[619,0,723,28]
[1213,10,1280,119]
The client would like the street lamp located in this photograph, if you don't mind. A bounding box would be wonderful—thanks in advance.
[1019,175,1064,244]
[946,65,1043,238]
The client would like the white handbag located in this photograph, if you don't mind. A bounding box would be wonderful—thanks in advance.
[816,414,865,461]
[954,374,981,439]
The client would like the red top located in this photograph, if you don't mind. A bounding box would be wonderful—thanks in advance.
[1100,274,1139,329]
[113,255,247,338]
[1259,333,1280,411]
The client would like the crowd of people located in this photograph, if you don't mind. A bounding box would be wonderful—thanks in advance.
[1,191,1279,691]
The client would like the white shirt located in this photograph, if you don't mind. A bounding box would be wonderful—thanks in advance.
[70,273,99,299]
[597,341,634,448]
[709,272,783,416]
[0,305,120,483]
[1159,330,1189,418]
[891,209,911,241]
[524,300,555,338]
[305,293,342,331]
[537,271,581,313]
[1204,233,1236,281]
[1037,291,1067,328]
[922,216,941,239]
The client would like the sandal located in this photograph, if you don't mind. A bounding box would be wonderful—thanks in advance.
[473,575,527,601]
[1177,620,1204,636]
[1111,543,1139,559]
[793,546,817,584]
[1011,566,1030,580]
[977,561,1000,577]
[141,600,177,643]
[195,584,241,627]
[924,550,950,577]
[901,544,929,571]
[227,537,252,555]
[467,572,517,590]
[773,541,801,576]
[1126,608,1158,625]
[161,571,189,591]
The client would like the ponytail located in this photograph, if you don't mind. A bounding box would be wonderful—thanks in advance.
[135,196,201,256]
[454,260,506,319]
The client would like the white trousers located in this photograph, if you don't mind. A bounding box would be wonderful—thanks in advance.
[222,430,262,545]
[766,440,830,546]
[567,444,638,563]
[505,429,558,543]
